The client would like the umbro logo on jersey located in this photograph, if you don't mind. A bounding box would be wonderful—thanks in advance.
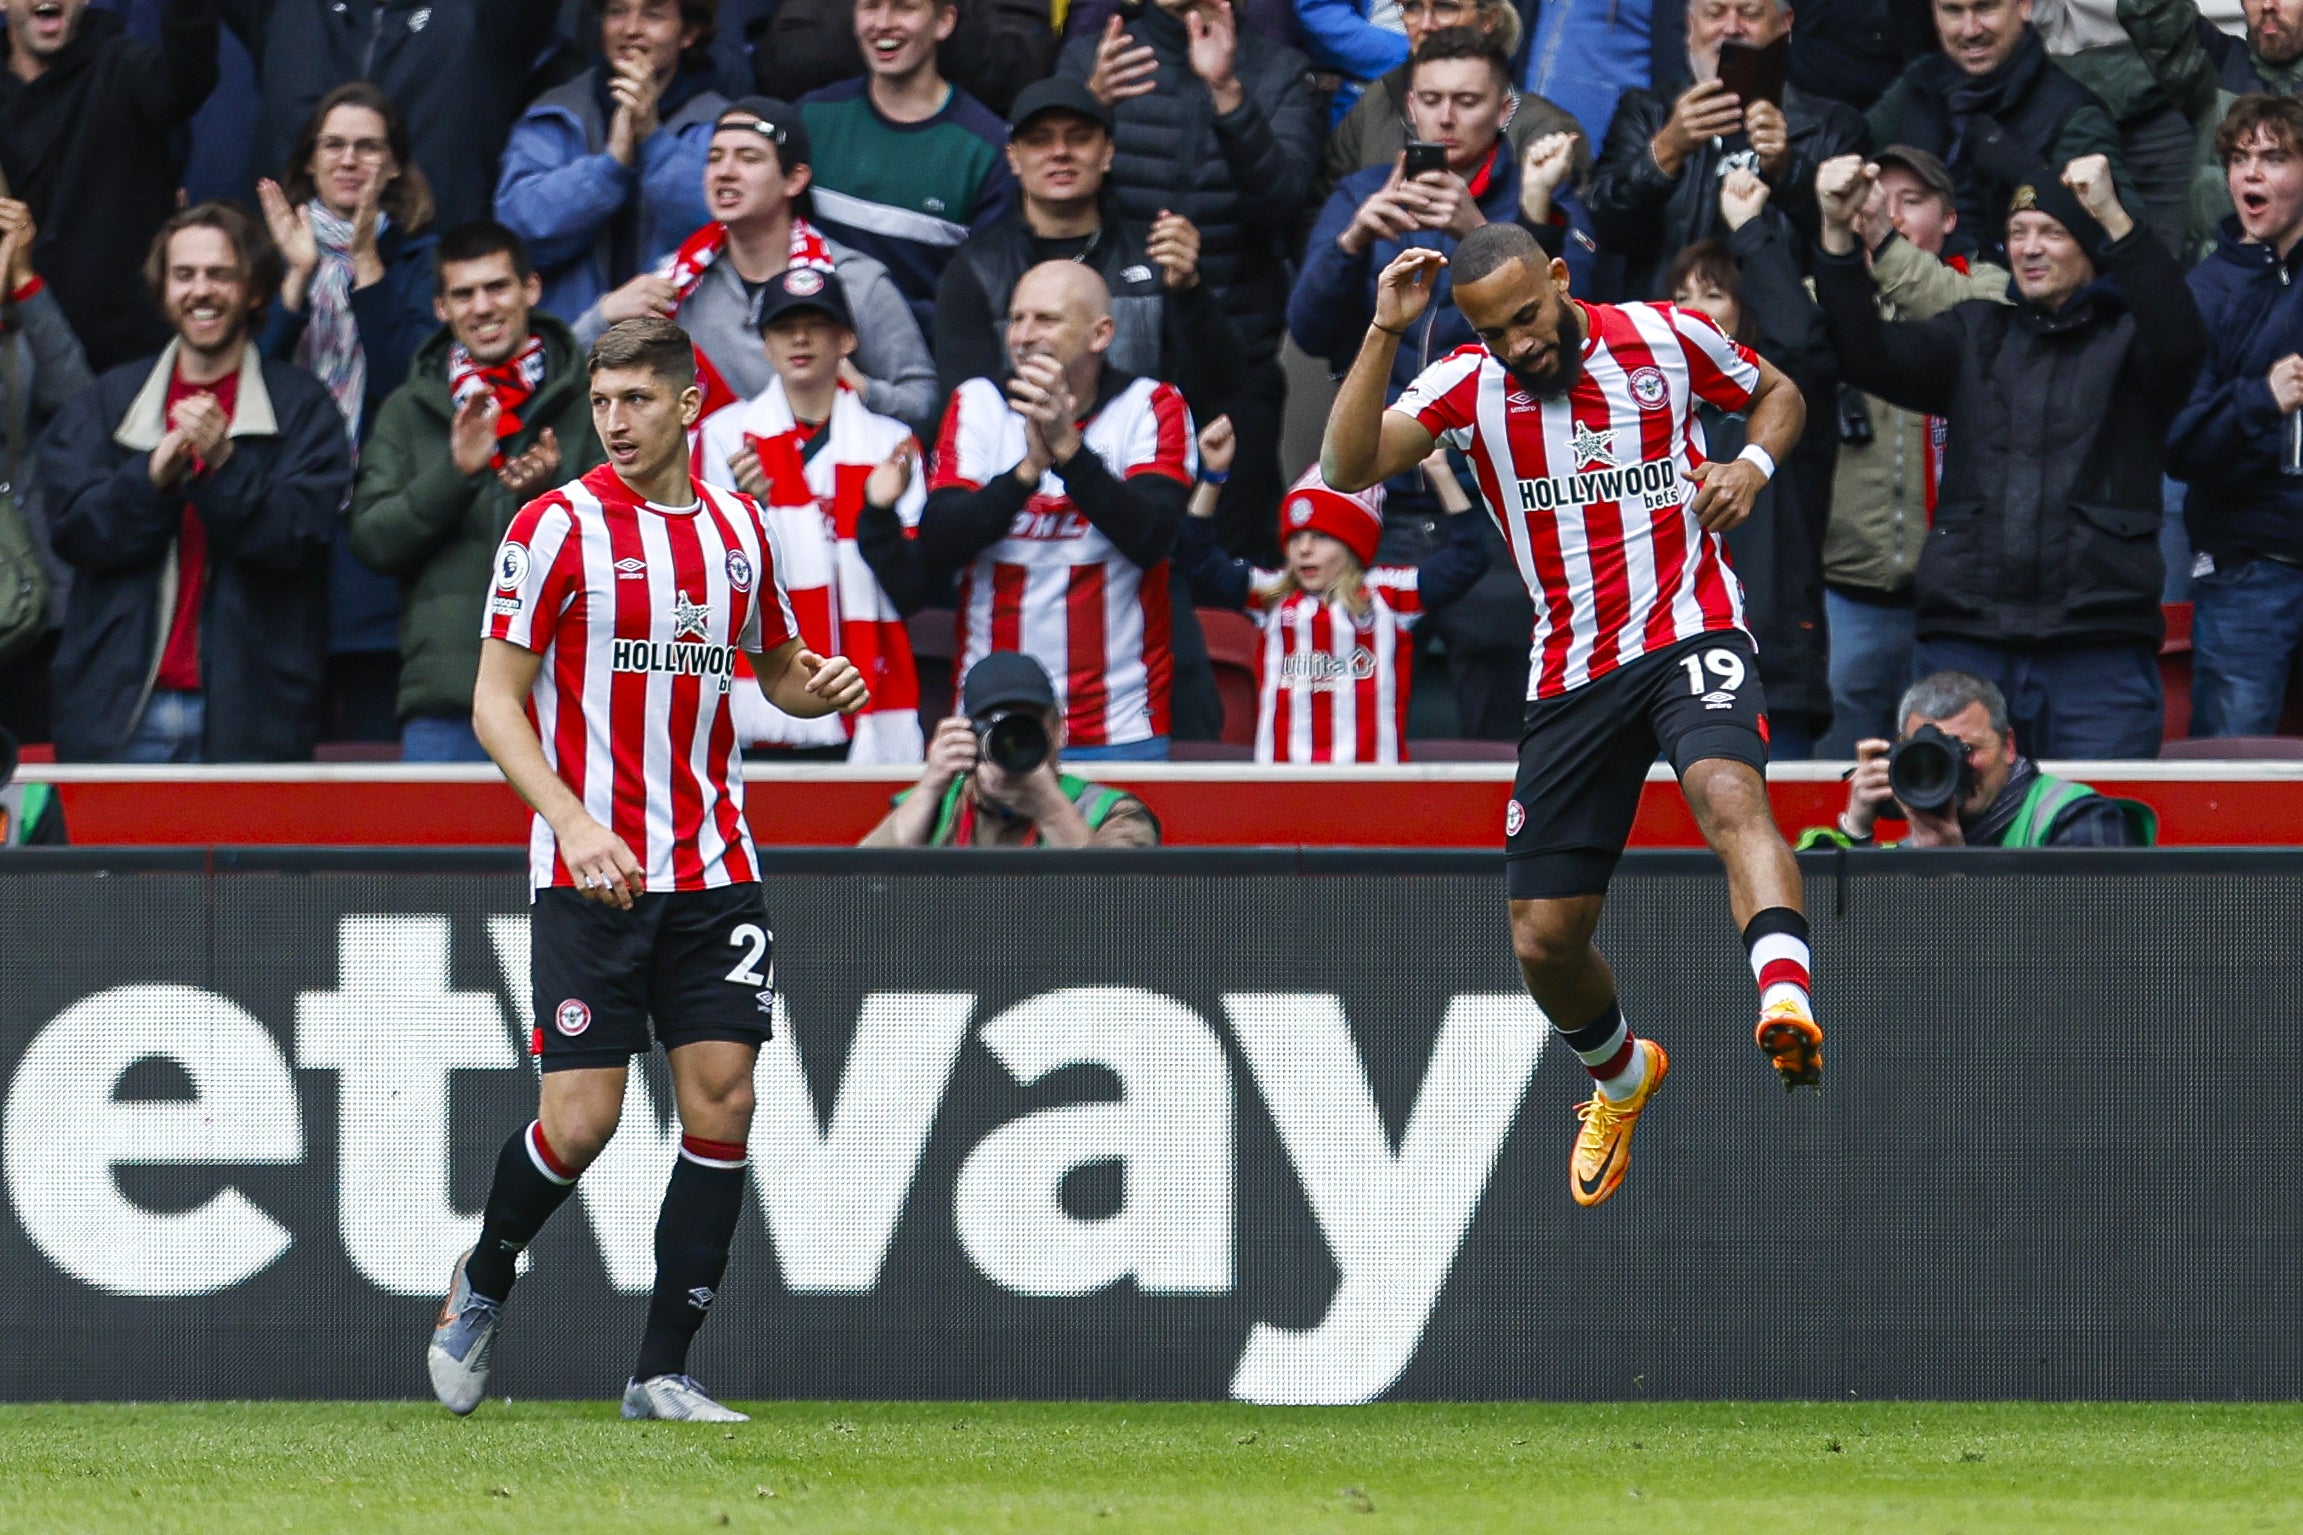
[686,1285,716,1311]
[614,557,647,580]
[755,988,777,1014]
[1569,422,1618,468]
[1506,389,1535,408]
[672,589,712,639]
[1702,689,1736,710]
[1515,458,1678,512]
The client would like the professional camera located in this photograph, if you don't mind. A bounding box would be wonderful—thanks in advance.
[1888,723,1975,814]
[973,708,1049,776]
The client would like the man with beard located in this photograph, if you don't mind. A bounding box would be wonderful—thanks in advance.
[1322,222,1820,1210]
[2121,0,2303,249]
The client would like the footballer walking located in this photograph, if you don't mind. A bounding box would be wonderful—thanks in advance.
[1323,224,1823,1209]
[428,317,867,1421]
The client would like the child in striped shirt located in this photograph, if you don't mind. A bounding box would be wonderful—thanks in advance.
[1175,417,1488,763]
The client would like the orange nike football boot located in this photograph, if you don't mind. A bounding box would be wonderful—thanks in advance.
[1755,999,1824,1090]
[1569,1040,1668,1208]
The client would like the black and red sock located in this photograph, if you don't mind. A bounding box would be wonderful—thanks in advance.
[466,1120,580,1303]
[632,1133,749,1383]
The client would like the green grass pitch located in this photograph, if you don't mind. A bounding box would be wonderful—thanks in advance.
[3,1401,2298,1533]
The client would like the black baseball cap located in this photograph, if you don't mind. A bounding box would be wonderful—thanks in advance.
[1008,77,1113,135]
[754,265,854,333]
[716,96,811,169]
[961,652,1057,718]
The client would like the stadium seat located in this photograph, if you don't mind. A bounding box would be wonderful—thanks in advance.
[1411,738,1520,762]
[2159,603,2192,741]
[1196,608,1260,746]
[907,609,958,732]
[2158,736,2303,760]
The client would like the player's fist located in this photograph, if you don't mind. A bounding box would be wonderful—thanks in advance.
[557,814,644,908]
[1687,457,1766,533]
[800,650,870,715]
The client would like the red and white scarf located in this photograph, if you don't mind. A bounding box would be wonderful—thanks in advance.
[702,379,924,762]
[446,334,547,469]
[656,217,840,424]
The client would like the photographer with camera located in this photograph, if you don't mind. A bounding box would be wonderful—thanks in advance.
[860,652,1161,847]
[1809,671,2148,848]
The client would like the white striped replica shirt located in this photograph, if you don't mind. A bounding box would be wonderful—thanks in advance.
[486,464,799,893]
[1392,299,1761,700]
[1251,571,1426,764]
[929,374,1196,747]
[699,379,927,762]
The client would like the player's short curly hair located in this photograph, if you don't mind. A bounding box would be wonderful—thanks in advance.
[588,316,697,385]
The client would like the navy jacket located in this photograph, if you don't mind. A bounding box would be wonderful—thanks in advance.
[1288,154,1597,397]
[2167,218,2303,569]
[42,346,352,761]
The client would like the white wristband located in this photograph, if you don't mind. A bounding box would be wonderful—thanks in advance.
[1735,443,1777,481]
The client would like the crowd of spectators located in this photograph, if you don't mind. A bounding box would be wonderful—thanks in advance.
[0,0,2299,769]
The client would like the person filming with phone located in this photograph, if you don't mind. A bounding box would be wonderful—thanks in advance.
[1809,671,2147,848]
[1587,0,1868,299]
[861,652,1162,847]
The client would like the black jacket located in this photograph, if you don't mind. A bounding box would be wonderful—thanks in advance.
[934,211,1246,427]
[220,0,562,229]
[0,3,219,372]
[1865,30,2132,263]
[1711,216,1840,722]
[2168,219,2303,570]
[753,0,1058,118]
[1588,72,1869,300]
[41,346,352,761]
[1055,2,1321,365]
[1813,230,2206,648]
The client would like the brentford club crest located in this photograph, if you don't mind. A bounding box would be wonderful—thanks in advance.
[1628,366,1668,410]
[555,998,592,1037]
[1287,496,1315,526]
[725,549,754,591]
[785,268,825,297]
[1504,799,1526,837]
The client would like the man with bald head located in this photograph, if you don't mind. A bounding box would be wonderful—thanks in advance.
[914,259,1196,759]
[1324,220,1817,1209]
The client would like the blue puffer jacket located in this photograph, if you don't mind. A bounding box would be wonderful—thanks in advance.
[1287,151,1597,397]
[2168,216,2303,569]
[494,65,726,323]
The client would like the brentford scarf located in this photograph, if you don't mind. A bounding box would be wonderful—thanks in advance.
[657,217,839,422]
[447,334,547,469]
[738,383,922,762]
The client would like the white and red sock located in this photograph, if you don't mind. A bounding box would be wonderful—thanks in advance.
[1743,908,1813,1015]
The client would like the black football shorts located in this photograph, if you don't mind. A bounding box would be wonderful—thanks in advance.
[530,882,777,1072]
[1504,630,1771,900]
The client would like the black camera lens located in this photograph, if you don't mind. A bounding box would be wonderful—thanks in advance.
[976,710,1049,775]
[1887,723,1973,814]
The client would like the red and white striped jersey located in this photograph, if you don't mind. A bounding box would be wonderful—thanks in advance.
[486,462,800,894]
[1392,299,1761,699]
[698,379,926,762]
[929,374,1195,747]
[1249,571,1425,764]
